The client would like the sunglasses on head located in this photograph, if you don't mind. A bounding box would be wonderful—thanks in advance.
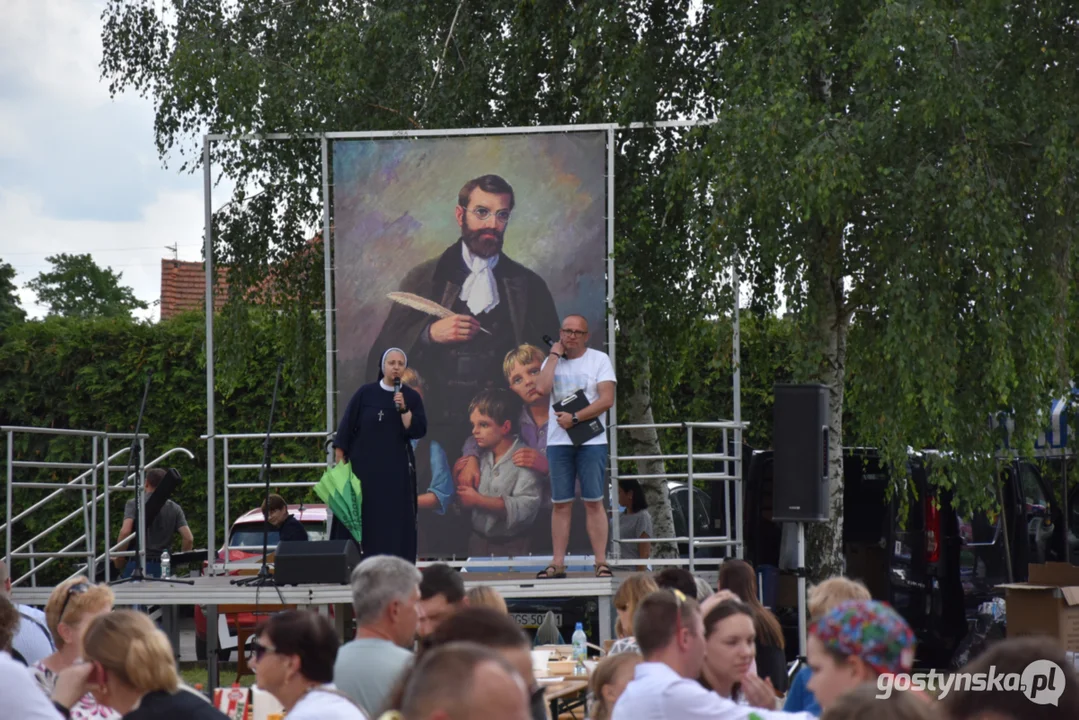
[58,582,89,624]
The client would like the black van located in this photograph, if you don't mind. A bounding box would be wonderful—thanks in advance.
[743,447,1079,669]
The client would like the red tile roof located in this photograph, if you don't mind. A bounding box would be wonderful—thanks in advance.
[159,259,229,320]
[160,234,326,319]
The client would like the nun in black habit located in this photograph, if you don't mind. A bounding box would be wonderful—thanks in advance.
[332,347,427,562]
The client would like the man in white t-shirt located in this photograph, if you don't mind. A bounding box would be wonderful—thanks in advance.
[534,314,616,578]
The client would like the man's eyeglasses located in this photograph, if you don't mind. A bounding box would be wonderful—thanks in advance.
[560,328,587,337]
[58,582,89,624]
[467,207,511,224]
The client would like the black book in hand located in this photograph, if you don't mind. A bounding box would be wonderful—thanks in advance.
[553,389,605,446]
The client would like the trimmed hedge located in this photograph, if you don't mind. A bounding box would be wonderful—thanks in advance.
[0,312,327,585]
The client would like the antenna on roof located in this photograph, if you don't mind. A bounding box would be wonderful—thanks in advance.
[165,243,178,261]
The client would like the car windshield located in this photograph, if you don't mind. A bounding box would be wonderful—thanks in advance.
[229,523,326,548]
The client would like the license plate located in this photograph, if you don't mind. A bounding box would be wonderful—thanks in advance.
[512,612,562,628]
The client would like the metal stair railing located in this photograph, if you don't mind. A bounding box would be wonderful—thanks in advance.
[74,446,196,584]
[609,420,746,573]
[3,426,194,587]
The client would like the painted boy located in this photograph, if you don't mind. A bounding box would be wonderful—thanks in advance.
[457,388,542,556]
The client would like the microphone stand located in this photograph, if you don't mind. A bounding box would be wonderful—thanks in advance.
[112,371,192,586]
[233,360,286,603]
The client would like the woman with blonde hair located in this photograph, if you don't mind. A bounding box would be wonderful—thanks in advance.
[32,576,119,720]
[80,610,227,718]
[784,576,871,716]
[588,652,641,720]
[465,585,508,614]
[607,573,658,655]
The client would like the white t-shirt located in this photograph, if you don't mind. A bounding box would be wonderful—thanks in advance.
[12,604,54,666]
[544,348,616,447]
[0,651,63,720]
[611,662,812,720]
[288,686,368,720]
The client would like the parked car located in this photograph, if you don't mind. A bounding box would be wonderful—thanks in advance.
[194,504,329,660]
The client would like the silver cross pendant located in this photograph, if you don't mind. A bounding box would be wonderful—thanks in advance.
[378,410,384,421]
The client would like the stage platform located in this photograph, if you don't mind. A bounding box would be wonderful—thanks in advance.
[10,571,621,606]
[12,570,623,693]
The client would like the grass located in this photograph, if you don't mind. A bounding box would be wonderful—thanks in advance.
[179,662,257,690]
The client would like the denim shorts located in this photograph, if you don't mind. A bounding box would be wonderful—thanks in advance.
[547,444,609,503]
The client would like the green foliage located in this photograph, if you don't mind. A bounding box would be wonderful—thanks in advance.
[97,1,1079,577]
[26,253,148,319]
[0,313,326,585]
[98,0,723,416]
[692,1,1079,563]
[0,260,26,331]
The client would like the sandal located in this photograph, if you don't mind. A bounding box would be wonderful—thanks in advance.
[594,563,614,578]
[537,564,567,579]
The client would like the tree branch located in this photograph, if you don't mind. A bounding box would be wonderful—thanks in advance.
[367,103,423,129]
[418,0,466,118]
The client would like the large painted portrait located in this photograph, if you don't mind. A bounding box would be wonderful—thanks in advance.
[333,132,608,558]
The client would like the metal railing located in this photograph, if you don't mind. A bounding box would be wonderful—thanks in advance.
[3,426,193,587]
[200,421,744,574]
[78,445,196,584]
[609,420,746,572]
[206,431,333,573]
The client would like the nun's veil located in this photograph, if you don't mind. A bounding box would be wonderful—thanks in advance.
[377,347,408,382]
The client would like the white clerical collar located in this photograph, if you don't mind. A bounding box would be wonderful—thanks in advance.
[379,379,395,391]
[460,242,500,315]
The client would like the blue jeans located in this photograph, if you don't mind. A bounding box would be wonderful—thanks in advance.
[122,560,162,578]
[547,444,608,503]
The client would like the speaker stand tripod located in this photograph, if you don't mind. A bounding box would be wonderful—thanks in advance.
[796,522,807,659]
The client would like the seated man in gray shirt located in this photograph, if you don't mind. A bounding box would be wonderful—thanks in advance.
[334,555,423,716]
[114,468,194,577]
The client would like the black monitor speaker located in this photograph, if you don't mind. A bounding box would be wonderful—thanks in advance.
[273,540,361,585]
[772,384,830,522]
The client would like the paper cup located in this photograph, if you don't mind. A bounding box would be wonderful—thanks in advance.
[531,649,551,672]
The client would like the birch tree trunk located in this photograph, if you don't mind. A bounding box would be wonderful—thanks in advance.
[805,235,851,582]
[620,353,678,559]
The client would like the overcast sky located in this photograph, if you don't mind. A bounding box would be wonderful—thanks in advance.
[1,1,224,322]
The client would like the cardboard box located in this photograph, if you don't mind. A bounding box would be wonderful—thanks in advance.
[998,562,1079,651]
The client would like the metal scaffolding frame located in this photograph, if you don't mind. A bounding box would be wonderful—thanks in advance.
[202,121,741,571]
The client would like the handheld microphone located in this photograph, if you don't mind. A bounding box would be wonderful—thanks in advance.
[543,334,563,358]
[394,378,405,413]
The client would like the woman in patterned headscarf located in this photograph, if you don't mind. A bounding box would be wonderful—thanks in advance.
[806,599,923,712]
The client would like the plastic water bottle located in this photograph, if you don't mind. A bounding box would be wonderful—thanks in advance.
[572,622,588,676]
[160,550,170,578]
